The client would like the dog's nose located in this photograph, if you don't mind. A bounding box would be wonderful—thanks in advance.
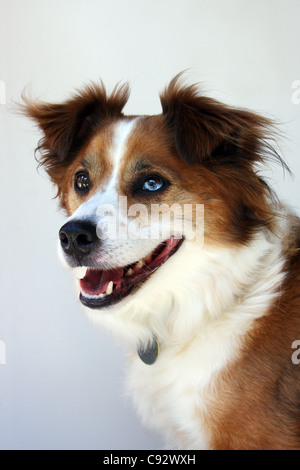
[59,221,98,256]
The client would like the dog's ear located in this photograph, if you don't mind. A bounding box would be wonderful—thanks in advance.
[21,81,130,185]
[160,74,275,167]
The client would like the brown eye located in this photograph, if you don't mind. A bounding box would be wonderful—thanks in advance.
[74,171,90,193]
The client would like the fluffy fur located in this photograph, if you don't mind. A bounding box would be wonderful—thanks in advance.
[22,74,300,449]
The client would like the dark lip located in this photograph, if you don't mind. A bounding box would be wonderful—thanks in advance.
[79,237,184,309]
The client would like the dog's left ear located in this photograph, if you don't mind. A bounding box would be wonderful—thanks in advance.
[160,74,273,166]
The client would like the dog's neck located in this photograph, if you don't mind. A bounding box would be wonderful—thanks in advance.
[84,216,288,364]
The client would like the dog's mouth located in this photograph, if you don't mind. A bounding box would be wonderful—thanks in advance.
[79,236,183,309]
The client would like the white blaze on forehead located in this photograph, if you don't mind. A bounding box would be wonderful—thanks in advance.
[106,118,139,191]
[67,118,138,224]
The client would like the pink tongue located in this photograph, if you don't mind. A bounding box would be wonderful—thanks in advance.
[80,267,124,295]
[80,237,182,296]
[148,237,180,267]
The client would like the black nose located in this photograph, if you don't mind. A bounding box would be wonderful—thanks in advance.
[59,221,98,256]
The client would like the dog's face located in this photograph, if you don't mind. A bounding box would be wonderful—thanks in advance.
[23,75,279,326]
[58,115,192,310]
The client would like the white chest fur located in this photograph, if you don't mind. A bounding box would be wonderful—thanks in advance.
[83,223,287,449]
[126,341,214,449]
[124,231,287,449]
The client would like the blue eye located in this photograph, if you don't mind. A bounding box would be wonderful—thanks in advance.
[142,177,164,192]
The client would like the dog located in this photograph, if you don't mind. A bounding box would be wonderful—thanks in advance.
[22,74,300,450]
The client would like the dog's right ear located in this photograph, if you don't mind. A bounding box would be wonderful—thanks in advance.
[20,81,130,189]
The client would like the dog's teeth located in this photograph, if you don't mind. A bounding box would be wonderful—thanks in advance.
[144,253,152,262]
[136,260,145,269]
[106,281,113,295]
[76,266,88,279]
[126,268,134,277]
[81,291,106,299]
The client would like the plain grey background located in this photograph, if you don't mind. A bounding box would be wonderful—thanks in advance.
[0,0,300,450]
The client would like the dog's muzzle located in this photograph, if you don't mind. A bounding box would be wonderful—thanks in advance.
[59,219,184,309]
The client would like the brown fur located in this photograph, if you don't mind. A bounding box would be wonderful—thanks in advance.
[206,234,300,450]
[63,124,117,214]
[21,75,300,449]
[21,81,129,201]
[22,75,286,243]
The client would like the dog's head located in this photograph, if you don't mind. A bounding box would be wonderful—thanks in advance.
[22,75,282,338]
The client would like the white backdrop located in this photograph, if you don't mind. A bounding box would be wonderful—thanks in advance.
[0,0,299,450]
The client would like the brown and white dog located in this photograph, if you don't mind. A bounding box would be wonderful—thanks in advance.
[22,75,300,450]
